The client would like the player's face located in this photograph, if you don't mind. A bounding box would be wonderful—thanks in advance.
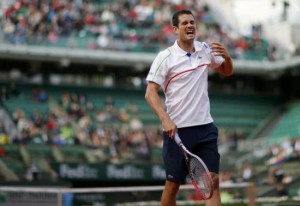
[173,14,196,42]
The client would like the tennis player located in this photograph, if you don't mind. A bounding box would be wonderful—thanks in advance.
[145,9,233,206]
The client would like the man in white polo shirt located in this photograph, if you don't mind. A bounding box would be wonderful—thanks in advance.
[145,9,233,206]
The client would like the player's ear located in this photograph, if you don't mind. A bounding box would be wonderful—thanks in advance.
[173,26,178,34]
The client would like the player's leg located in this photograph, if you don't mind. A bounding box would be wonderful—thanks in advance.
[191,123,221,206]
[162,132,188,205]
[205,172,221,206]
[161,180,180,206]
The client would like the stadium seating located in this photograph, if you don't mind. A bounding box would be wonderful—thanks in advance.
[265,101,300,145]
[1,83,282,136]
[2,82,299,202]
[2,83,281,138]
[210,93,281,137]
[0,145,23,180]
[0,83,284,184]
[0,0,278,61]
[0,159,19,181]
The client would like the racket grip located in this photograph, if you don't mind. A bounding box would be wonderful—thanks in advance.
[174,133,182,145]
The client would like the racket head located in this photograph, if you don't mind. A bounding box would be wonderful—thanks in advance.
[174,133,213,200]
[186,151,214,200]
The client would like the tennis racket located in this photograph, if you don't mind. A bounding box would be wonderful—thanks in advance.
[174,133,213,200]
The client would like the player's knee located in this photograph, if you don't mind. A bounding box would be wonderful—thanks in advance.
[165,181,180,195]
[211,173,220,190]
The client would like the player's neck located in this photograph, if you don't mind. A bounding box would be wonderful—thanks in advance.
[177,40,194,53]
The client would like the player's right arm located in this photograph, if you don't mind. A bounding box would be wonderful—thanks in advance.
[145,81,177,138]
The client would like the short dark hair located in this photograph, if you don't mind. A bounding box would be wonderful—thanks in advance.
[172,10,195,27]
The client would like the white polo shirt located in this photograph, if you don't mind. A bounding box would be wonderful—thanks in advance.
[146,40,223,128]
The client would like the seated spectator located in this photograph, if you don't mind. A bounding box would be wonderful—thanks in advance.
[119,108,129,123]
[59,122,74,144]
[37,89,48,102]
[104,96,115,111]
[31,110,44,128]
[0,120,11,144]
[129,116,143,131]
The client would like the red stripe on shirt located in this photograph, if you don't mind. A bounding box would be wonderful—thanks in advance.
[164,64,209,92]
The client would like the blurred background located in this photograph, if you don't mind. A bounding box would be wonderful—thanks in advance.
[0,0,300,205]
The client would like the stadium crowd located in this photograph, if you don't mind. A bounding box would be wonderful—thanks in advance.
[0,83,163,164]
[0,0,279,60]
[1,83,300,192]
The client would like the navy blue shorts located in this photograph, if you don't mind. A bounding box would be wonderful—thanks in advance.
[162,123,220,183]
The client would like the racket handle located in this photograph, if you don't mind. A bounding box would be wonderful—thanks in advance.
[174,133,182,145]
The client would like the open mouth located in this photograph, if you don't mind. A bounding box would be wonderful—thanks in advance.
[186,31,194,35]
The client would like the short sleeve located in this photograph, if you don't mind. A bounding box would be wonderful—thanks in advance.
[146,50,170,87]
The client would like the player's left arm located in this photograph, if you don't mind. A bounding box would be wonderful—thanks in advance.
[210,42,233,77]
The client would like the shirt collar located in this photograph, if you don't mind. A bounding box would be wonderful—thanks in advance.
[173,40,204,57]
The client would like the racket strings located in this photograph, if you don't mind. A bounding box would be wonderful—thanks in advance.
[189,157,212,198]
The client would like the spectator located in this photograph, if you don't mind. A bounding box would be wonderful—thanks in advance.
[37,89,48,102]
[0,120,10,144]
[129,116,143,131]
